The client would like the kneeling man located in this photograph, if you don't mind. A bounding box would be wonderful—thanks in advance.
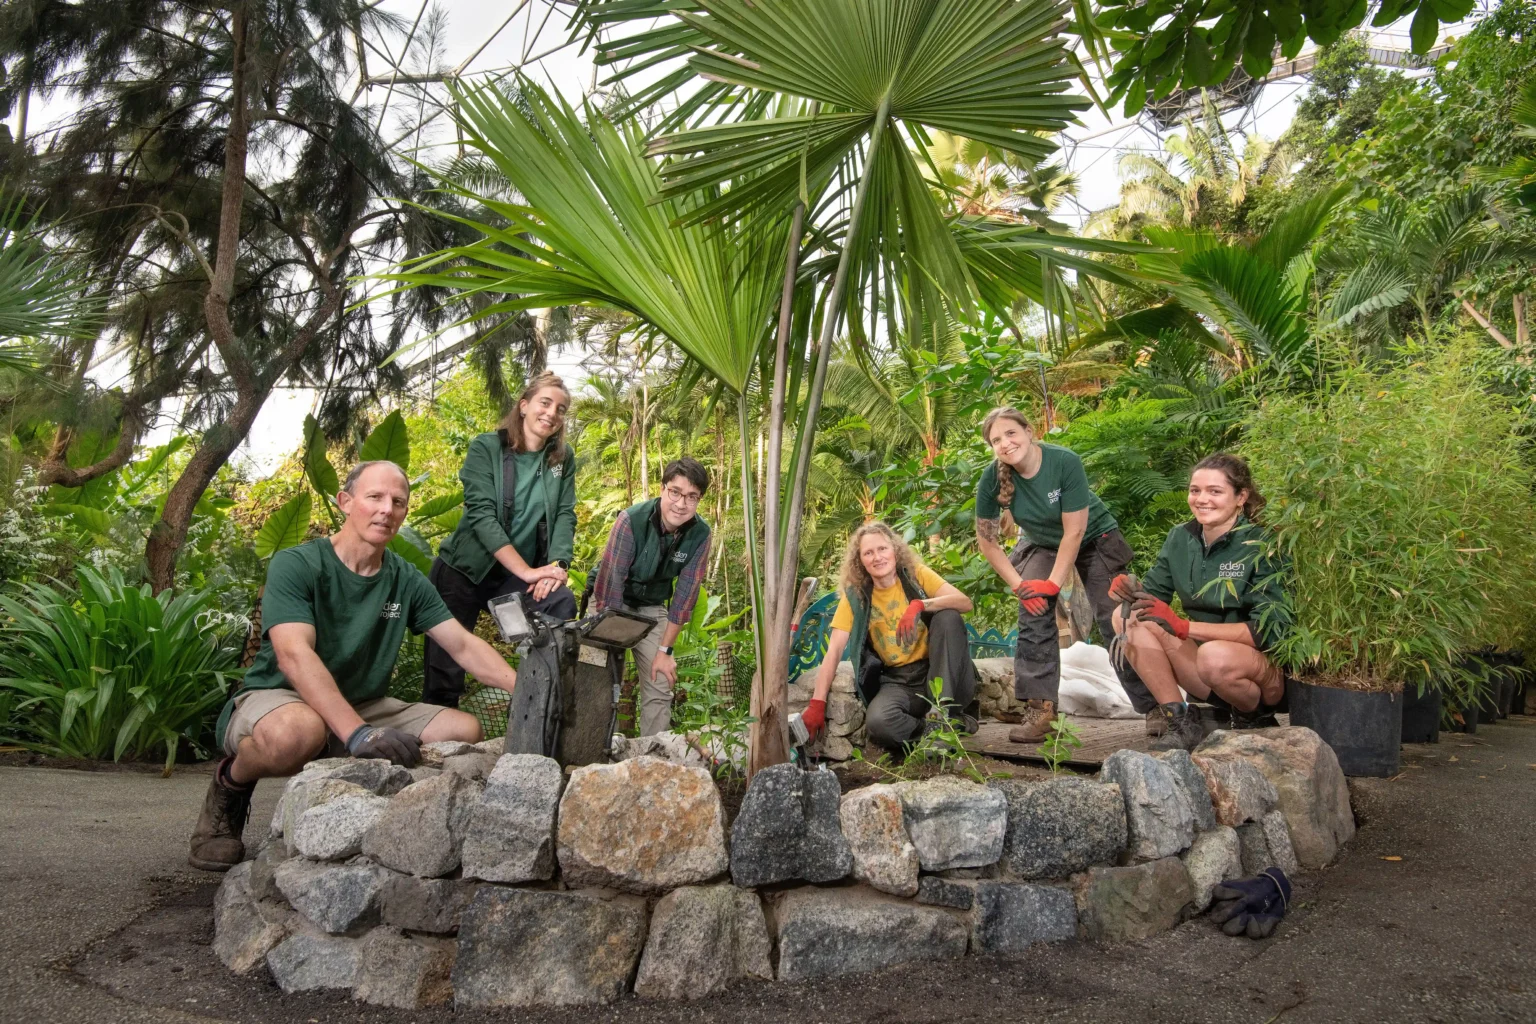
[189,460,519,871]
[590,458,713,736]
[804,522,978,751]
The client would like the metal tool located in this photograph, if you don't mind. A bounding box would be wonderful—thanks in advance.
[1108,573,1141,674]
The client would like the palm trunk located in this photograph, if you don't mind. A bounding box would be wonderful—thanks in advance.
[749,97,892,776]
[1515,293,1529,350]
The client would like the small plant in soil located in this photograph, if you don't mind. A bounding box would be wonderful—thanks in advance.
[1039,713,1083,774]
[850,677,995,784]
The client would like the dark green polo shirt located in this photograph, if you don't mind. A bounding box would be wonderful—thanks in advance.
[975,443,1118,548]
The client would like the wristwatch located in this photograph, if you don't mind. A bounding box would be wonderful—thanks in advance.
[657,644,674,656]
[556,559,570,570]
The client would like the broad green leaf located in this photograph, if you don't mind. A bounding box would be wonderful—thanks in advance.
[360,410,410,471]
[388,533,433,575]
[255,492,313,559]
[410,490,465,520]
[41,503,115,536]
[303,415,340,500]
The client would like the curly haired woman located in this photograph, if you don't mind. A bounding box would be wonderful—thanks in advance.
[802,522,978,752]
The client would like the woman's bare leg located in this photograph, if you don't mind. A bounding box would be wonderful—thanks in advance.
[1116,609,1203,704]
[1195,642,1283,712]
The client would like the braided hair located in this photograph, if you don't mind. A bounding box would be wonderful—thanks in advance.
[980,406,1033,508]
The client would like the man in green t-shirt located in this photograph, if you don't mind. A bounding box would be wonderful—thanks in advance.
[188,461,520,873]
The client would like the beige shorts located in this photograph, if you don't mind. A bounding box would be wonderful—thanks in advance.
[222,689,446,757]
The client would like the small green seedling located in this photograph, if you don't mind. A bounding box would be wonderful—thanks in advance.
[1039,713,1082,774]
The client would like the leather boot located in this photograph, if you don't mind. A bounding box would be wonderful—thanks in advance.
[1145,708,1168,737]
[188,758,253,872]
[1150,702,1204,752]
[1007,699,1057,743]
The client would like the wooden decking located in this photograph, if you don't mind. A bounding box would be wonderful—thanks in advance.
[963,712,1292,770]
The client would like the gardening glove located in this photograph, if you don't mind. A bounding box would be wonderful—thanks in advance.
[1013,578,1059,617]
[1130,594,1190,640]
[1209,868,1292,939]
[800,698,827,739]
[345,723,421,767]
[1108,573,1140,604]
[896,599,926,645]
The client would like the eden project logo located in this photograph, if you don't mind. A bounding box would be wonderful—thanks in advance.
[381,602,402,620]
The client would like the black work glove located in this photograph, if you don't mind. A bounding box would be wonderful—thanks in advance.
[345,723,421,767]
[1208,867,1292,939]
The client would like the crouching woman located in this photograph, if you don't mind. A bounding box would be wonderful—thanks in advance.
[1114,453,1291,751]
[802,522,977,752]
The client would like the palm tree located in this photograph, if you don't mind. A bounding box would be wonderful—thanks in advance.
[925,131,1079,226]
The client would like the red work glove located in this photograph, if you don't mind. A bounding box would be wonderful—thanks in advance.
[1131,595,1190,640]
[801,698,827,738]
[1109,573,1139,603]
[1013,578,1059,616]
[896,599,925,645]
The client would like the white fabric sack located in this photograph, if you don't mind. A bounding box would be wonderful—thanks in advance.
[1056,641,1141,719]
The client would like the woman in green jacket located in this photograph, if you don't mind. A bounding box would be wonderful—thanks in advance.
[1113,453,1291,751]
[422,371,579,708]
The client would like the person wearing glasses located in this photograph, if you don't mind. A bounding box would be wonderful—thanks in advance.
[589,458,714,736]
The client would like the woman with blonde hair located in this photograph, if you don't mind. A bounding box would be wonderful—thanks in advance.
[422,371,578,707]
[974,406,1154,743]
[801,521,977,751]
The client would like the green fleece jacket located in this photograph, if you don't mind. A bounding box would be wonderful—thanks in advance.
[437,431,577,584]
[1141,517,1291,653]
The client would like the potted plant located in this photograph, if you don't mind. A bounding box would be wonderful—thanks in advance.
[1244,350,1533,776]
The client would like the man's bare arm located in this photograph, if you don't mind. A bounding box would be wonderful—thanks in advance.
[270,622,367,740]
[425,619,519,694]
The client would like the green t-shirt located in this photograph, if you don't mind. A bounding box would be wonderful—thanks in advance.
[218,538,453,743]
[974,442,1118,548]
[507,450,548,565]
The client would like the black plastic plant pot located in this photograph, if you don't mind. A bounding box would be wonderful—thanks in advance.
[1400,686,1440,744]
[1286,678,1403,777]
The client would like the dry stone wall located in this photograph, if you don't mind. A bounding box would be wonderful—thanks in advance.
[216,729,1353,1008]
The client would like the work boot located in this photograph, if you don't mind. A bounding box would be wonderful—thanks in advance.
[188,758,253,872]
[1229,705,1280,730]
[1145,708,1167,737]
[1007,700,1057,744]
[1150,702,1203,752]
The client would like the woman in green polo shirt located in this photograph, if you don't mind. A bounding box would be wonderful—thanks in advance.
[422,371,579,707]
[974,406,1152,743]
[1113,452,1291,751]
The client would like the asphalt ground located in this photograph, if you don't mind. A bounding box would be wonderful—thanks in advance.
[1,720,1533,1024]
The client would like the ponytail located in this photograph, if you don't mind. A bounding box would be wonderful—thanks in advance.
[1194,452,1265,522]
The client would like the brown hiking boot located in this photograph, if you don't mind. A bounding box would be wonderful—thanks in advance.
[1145,708,1167,737]
[1007,700,1057,744]
[1150,702,1204,752]
[189,759,253,872]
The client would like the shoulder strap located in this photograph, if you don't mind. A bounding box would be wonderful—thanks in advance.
[499,431,517,525]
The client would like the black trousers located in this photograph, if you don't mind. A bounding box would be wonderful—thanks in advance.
[863,609,979,750]
[421,557,577,708]
[1010,529,1157,714]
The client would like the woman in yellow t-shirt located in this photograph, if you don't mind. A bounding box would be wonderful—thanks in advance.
[803,522,977,751]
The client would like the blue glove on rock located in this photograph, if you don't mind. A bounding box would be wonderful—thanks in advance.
[1208,867,1292,938]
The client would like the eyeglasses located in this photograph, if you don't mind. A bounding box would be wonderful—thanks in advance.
[663,486,702,506]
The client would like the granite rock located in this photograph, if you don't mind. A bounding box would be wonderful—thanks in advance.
[1192,752,1279,826]
[894,776,1007,872]
[443,751,501,781]
[353,929,455,1009]
[452,888,648,1007]
[265,930,361,993]
[212,862,294,973]
[274,859,391,934]
[461,754,563,883]
[773,887,968,982]
[291,794,391,861]
[1236,810,1301,875]
[1196,727,1355,868]
[379,874,479,934]
[275,778,372,847]
[1076,857,1194,941]
[634,885,772,1000]
[730,763,851,888]
[915,876,976,910]
[418,740,476,767]
[362,772,481,878]
[970,882,1078,954]
[838,785,918,897]
[1152,749,1218,831]
[993,778,1127,879]
[1099,749,1195,860]
[1181,826,1243,912]
[556,756,728,894]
